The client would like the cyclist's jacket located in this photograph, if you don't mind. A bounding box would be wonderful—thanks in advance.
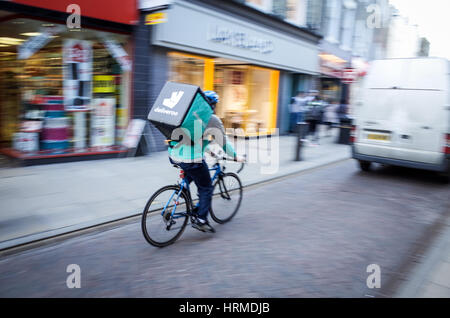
[168,114,237,163]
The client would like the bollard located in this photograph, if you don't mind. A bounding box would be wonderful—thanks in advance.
[295,122,309,161]
[337,117,353,145]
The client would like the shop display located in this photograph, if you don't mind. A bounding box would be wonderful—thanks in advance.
[168,52,279,136]
[63,39,92,111]
[40,96,69,151]
[0,17,131,159]
[90,98,116,147]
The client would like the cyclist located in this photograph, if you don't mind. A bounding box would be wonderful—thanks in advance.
[168,90,245,233]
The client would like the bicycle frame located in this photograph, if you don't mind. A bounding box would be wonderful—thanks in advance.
[161,162,223,221]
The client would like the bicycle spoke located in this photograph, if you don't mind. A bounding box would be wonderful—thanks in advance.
[141,186,190,247]
[210,173,242,224]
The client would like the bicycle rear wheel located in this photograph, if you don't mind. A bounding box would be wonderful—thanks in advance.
[141,185,190,247]
[210,172,243,224]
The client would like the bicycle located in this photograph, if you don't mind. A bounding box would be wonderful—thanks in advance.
[141,152,245,247]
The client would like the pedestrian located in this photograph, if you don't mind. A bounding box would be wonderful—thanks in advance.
[289,91,307,133]
[337,102,349,125]
[305,94,324,145]
[323,100,340,137]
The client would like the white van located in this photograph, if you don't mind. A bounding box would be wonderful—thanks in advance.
[352,57,450,179]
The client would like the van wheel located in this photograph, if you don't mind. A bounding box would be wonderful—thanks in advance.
[359,160,372,172]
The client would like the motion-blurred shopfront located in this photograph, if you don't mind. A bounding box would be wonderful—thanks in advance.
[144,0,320,137]
[168,52,279,135]
[0,0,137,164]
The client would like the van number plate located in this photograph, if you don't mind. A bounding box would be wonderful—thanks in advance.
[367,134,390,141]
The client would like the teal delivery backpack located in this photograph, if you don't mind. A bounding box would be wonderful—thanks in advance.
[147,82,213,143]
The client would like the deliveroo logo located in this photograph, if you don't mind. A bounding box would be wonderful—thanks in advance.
[163,91,184,109]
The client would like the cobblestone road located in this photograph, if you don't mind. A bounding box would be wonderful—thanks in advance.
[0,160,448,297]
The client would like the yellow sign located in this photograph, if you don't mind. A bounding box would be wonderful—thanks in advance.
[93,75,115,94]
[145,12,167,25]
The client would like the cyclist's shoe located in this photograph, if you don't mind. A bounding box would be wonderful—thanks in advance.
[192,218,215,233]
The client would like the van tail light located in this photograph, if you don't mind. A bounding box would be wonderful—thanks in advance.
[350,125,357,144]
[444,134,450,154]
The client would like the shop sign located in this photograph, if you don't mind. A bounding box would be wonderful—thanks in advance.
[208,25,274,54]
[342,68,358,84]
[139,0,172,10]
[145,12,167,25]
[91,98,116,147]
[319,53,346,79]
[63,39,93,111]
[18,25,65,60]
[93,75,115,94]
[101,36,132,72]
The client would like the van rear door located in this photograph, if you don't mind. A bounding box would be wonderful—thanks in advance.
[356,58,448,165]
[355,59,406,158]
[388,59,448,164]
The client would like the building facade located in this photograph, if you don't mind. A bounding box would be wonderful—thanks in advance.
[139,0,322,143]
[0,0,138,164]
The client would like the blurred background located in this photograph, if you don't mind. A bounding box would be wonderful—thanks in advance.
[0,0,448,158]
[0,0,449,298]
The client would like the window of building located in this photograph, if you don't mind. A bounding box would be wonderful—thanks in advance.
[167,53,279,136]
[285,0,307,27]
[325,0,342,43]
[0,15,132,157]
[245,0,273,13]
[340,0,357,51]
[168,52,205,89]
[306,0,324,31]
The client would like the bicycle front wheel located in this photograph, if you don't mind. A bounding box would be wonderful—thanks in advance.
[210,172,243,224]
[141,185,190,247]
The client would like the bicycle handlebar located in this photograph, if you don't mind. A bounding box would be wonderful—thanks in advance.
[208,151,246,174]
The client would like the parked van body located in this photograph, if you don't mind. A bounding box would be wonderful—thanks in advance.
[352,57,450,176]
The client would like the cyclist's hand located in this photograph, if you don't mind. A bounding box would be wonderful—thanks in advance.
[235,155,246,163]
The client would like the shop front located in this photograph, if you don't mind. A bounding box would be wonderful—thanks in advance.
[167,52,279,135]
[0,0,136,164]
[318,52,348,103]
[145,0,319,137]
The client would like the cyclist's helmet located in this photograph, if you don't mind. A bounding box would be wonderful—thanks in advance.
[203,90,219,109]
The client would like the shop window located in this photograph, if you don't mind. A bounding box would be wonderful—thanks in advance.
[215,65,278,135]
[168,52,205,89]
[167,52,279,136]
[0,16,132,157]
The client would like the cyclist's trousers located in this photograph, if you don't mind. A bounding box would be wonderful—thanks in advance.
[171,159,213,220]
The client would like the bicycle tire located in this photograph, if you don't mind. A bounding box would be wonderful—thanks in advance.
[141,185,190,247]
[210,172,243,224]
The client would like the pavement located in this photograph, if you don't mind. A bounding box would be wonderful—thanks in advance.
[394,214,450,298]
[0,129,351,251]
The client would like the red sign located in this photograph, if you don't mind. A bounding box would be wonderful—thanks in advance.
[70,43,88,62]
[342,68,358,84]
[12,0,138,25]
